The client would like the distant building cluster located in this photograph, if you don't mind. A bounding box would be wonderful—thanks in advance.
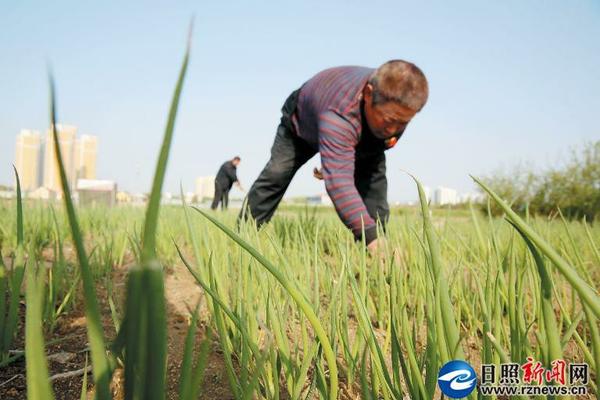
[306,194,333,206]
[13,125,116,205]
[420,186,484,206]
[195,176,216,201]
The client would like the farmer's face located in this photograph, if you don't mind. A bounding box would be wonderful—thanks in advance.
[363,84,417,140]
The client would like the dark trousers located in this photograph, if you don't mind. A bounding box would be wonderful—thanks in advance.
[240,122,389,231]
[211,181,230,210]
[354,149,390,231]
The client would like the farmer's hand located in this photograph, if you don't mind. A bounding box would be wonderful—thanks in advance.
[367,238,383,255]
[368,239,404,265]
[313,167,324,180]
[367,238,390,267]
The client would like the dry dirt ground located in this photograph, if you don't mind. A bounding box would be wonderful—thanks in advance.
[0,260,234,400]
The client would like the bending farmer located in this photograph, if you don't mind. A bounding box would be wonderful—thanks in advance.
[241,61,428,252]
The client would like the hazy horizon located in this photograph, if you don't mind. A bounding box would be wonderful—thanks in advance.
[1,1,599,202]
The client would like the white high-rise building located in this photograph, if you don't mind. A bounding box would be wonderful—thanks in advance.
[43,124,77,192]
[422,186,431,203]
[434,186,458,206]
[74,134,98,180]
[14,130,42,191]
[195,176,216,201]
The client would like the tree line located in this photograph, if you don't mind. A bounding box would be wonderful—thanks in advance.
[479,141,600,221]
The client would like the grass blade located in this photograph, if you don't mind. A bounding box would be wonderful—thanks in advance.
[179,303,200,400]
[80,355,89,400]
[2,168,26,356]
[141,26,191,264]
[189,332,211,400]
[508,221,563,364]
[121,23,192,400]
[411,174,464,361]
[25,263,54,400]
[49,73,112,400]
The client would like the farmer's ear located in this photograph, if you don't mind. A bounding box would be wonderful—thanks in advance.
[363,83,374,102]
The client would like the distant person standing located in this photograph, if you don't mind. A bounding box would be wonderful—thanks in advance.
[211,156,243,210]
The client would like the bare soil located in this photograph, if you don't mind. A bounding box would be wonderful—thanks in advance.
[0,259,233,400]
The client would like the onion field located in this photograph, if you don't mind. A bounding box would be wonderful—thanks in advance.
[1,33,598,400]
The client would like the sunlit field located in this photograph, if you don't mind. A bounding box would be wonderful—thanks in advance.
[1,33,598,400]
[1,192,599,399]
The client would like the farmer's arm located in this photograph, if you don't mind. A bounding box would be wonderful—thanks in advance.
[318,111,378,245]
[225,164,243,190]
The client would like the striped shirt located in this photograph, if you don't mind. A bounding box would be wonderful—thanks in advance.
[290,66,379,242]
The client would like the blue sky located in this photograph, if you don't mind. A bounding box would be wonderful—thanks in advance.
[1,1,599,202]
